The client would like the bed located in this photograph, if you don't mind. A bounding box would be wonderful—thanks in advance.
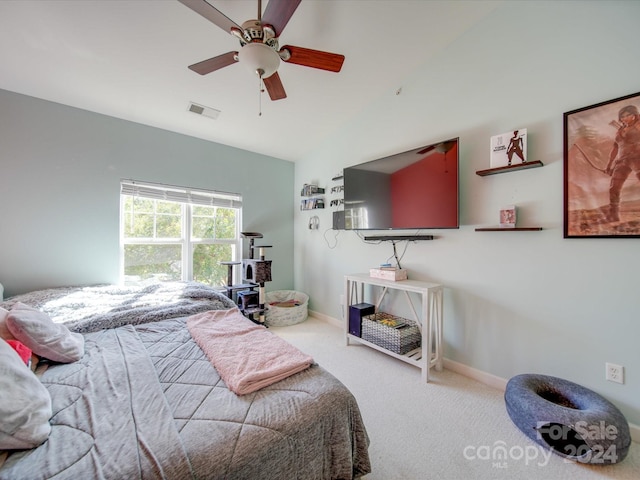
[0,282,371,479]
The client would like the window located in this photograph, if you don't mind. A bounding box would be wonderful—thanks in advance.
[120,180,242,287]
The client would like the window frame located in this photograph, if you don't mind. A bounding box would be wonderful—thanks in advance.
[119,180,242,286]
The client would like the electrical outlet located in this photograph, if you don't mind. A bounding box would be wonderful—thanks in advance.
[606,363,624,384]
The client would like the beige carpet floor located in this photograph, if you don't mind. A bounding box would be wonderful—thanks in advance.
[271,316,640,480]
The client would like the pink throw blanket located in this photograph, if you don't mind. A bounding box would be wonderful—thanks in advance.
[187,309,314,395]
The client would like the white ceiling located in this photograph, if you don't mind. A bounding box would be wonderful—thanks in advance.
[0,0,502,162]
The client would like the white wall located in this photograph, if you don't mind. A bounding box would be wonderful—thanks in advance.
[294,0,640,425]
[0,90,295,296]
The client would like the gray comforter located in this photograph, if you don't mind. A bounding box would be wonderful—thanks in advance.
[0,281,238,333]
[0,317,371,479]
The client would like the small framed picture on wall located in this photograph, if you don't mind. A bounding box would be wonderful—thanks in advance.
[564,91,640,238]
[500,205,517,228]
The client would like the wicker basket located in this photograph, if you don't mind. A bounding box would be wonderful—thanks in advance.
[361,312,421,354]
[264,290,309,327]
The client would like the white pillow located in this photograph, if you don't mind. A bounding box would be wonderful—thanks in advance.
[0,338,52,449]
[0,307,15,341]
[7,303,84,363]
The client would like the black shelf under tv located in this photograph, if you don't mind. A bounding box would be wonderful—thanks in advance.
[363,235,434,241]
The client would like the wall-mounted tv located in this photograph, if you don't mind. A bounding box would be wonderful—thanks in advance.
[343,137,459,230]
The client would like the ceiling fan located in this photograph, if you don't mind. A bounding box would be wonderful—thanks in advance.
[178,0,345,101]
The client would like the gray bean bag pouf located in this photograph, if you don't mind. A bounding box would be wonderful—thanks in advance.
[505,374,630,464]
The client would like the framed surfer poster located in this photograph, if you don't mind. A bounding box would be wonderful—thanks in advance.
[564,91,640,238]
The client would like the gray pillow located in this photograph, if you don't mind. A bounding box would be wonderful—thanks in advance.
[7,303,84,363]
[0,338,52,449]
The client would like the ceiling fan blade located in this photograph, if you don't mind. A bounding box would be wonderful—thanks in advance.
[263,72,287,100]
[261,0,301,36]
[178,0,242,33]
[417,145,436,155]
[188,51,238,75]
[281,45,345,72]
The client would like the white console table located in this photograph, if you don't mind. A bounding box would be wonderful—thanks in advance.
[344,273,443,382]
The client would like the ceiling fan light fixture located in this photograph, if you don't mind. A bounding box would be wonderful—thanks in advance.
[238,42,280,78]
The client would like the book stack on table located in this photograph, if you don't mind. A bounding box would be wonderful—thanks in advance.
[369,266,408,281]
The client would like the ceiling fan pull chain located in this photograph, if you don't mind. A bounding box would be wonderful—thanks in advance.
[258,73,263,116]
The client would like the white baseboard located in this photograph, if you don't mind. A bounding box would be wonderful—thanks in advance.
[442,357,640,443]
[310,311,640,443]
[308,309,342,328]
[443,357,508,391]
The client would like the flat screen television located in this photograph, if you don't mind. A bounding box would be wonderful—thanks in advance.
[343,137,459,230]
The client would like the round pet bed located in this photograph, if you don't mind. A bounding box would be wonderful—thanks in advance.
[264,290,308,327]
[504,374,630,464]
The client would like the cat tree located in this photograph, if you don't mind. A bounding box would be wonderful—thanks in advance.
[222,232,272,324]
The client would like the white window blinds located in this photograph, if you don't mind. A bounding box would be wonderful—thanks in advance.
[121,180,242,208]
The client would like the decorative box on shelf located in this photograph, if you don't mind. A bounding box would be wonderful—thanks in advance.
[369,268,408,281]
[361,312,421,355]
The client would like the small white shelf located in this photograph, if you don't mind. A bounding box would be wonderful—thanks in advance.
[300,184,325,210]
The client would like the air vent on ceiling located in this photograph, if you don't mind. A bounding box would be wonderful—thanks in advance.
[188,102,220,120]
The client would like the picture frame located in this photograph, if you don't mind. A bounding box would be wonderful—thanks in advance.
[499,205,517,228]
[563,91,640,238]
[490,129,527,168]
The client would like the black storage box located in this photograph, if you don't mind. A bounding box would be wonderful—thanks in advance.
[349,303,375,337]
